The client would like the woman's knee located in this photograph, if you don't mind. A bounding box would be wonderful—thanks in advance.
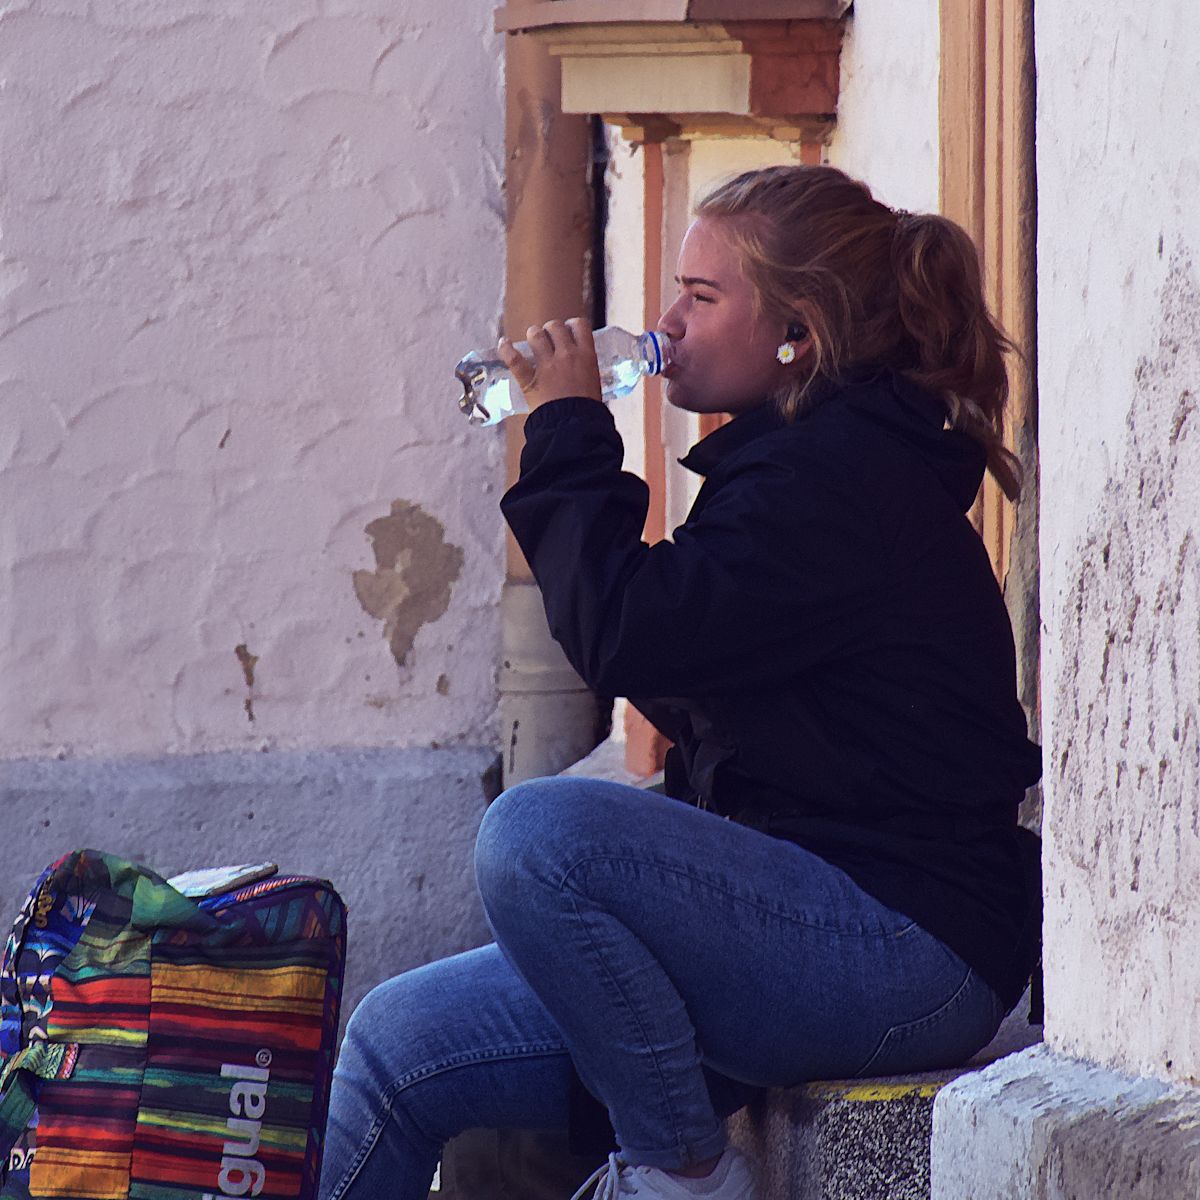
[473,776,588,905]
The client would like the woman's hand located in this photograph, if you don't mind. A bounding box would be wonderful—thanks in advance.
[498,318,602,412]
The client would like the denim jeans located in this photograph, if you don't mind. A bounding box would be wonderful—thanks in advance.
[319,777,1007,1199]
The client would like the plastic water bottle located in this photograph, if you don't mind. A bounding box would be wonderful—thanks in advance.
[455,326,673,427]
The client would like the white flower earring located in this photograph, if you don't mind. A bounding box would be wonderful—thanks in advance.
[776,323,807,365]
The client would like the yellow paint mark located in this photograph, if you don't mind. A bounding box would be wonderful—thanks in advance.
[803,1081,947,1103]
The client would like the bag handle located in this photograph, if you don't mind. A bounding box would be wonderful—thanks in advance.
[65,851,218,934]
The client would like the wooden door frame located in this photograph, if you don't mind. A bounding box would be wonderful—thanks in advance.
[940,0,1042,803]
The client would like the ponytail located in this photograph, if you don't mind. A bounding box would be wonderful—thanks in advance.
[892,213,1023,500]
[696,166,1024,501]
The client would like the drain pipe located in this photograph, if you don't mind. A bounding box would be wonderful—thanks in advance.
[498,25,603,787]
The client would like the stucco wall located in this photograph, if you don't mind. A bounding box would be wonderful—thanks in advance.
[828,0,939,212]
[1038,5,1200,1083]
[0,0,506,761]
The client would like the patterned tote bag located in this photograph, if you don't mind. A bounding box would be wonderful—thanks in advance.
[0,850,346,1200]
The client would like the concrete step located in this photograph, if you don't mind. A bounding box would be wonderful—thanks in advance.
[728,999,1042,1200]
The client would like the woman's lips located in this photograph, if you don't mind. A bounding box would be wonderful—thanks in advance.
[662,363,680,379]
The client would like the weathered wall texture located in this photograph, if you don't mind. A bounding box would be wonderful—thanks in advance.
[1038,5,1200,1083]
[0,0,506,760]
[828,0,939,212]
[933,1045,1200,1200]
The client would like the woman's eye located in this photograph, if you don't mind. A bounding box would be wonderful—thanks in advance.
[693,293,715,304]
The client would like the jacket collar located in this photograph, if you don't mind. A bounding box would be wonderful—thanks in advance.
[676,366,890,478]
[676,368,986,513]
[677,401,787,477]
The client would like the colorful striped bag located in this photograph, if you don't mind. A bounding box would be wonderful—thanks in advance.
[0,850,347,1200]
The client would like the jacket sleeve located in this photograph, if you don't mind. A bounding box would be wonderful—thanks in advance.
[500,396,885,698]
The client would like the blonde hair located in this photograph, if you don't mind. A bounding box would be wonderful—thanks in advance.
[695,165,1023,500]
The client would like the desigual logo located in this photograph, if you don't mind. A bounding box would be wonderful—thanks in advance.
[202,1049,273,1200]
[7,1146,34,1172]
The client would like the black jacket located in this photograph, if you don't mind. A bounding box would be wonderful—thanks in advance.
[501,370,1043,1011]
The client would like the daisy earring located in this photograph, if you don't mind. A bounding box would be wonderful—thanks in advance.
[777,322,808,365]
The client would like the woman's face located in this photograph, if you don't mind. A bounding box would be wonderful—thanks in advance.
[657,216,790,416]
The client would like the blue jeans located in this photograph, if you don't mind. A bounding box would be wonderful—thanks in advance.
[319,777,1007,1199]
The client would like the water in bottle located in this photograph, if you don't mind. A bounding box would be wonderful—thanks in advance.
[455,326,673,427]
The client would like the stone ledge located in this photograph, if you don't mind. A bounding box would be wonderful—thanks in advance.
[728,1003,1043,1200]
[495,1,851,33]
[931,1044,1200,1200]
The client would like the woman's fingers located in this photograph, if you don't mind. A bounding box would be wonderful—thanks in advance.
[498,337,535,388]
[528,321,577,354]
[565,317,594,352]
[526,323,552,350]
[502,317,602,409]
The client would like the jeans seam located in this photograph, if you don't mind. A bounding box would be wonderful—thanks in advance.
[855,967,976,1077]
[561,867,691,1161]
[557,851,910,939]
[325,1044,565,1198]
[327,1111,387,1200]
[385,1043,567,1097]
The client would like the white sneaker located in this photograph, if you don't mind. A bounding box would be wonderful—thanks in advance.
[569,1147,758,1200]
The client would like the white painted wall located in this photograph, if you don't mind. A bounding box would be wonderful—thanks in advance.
[828,0,940,212]
[603,129,647,486]
[0,0,506,761]
[1037,4,1200,1083]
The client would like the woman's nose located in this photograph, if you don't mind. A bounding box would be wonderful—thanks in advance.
[658,297,685,340]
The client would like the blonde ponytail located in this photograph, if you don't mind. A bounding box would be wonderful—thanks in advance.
[892,212,1023,499]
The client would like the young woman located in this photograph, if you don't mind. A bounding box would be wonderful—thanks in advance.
[318,165,1042,1200]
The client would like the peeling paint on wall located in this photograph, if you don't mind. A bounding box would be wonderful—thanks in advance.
[234,643,258,723]
[352,500,464,668]
[1049,250,1200,1079]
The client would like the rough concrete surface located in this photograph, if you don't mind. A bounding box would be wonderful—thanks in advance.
[727,1002,1043,1200]
[0,745,501,1021]
[1036,1,1200,1083]
[1044,248,1200,1083]
[732,1083,939,1200]
[932,1045,1200,1199]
